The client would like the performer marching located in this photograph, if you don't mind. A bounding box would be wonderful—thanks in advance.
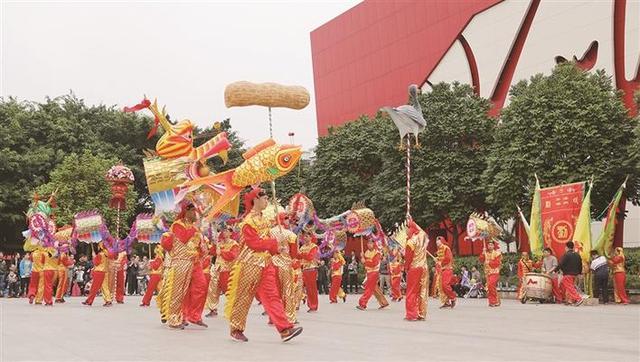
[516,251,533,300]
[436,236,456,309]
[181,234,210,328]
[41,247,59,306]
[55,251,74,303]
[224,188,302,342]
[329,251,346,304]
[357,239,389,311]
[403,221,428,320]
[82,243,112,306]
[270,212,301,324]
[479,241,502,307]
[298,228,320,312]
[115,251,127,304]
[610,247,630,305]
[27,247,44,304]
[140,245,164,307]
[205,226,240,317]
[389,248,403,302]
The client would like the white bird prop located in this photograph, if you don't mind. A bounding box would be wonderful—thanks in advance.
[381,84,426,148]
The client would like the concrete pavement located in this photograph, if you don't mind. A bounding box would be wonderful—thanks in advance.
[1,295,638,361]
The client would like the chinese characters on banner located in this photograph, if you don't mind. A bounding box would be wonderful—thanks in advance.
[539,182,585,258]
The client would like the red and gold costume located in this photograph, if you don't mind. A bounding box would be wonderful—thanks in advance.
[479,244,502,307]
[27,248,45,303]
[224,209,293,336]
[516,256,534,299]
[55,253,73,302]
[182,238,209,325]
[403,223,428,320]
[271,225,300,323]
[102,252,117,305]
[389,256,403,301]
[206,236,240,315]
[436,242,456,307]
[329,252,346,303]
[359,245,389,310]
[298,239,319,311]
[157,220,201,327]
[610,247,630,304]
[83,247,111,305]
[115,251,127,303]
[292,258,304,311]
[41,248,58,306]
[141,245,164,306]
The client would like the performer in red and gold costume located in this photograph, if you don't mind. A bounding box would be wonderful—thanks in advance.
[298,229,320,312]
[329,251,346,303]
[479,241,502,307]
[516,252,534,300]
[436,236,456,309]
[224,188,303,342]
[610,247,630,304]
[403,221,428,320]
[101,246,117,307]
[270,212,301,323]
[27,247,45,304]
[205,226,240,317]
[357,239,390,311]
[41,247,60,306]
[82,243,112,306]
[157,201,201,329]
[181,234,210,328]
[140,245,164,307]
[55,252,74,303]
[389,248,403,302]
[115,251,127,304]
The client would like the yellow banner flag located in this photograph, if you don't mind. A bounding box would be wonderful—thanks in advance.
[574,183,592,261]
[529,176,544,257]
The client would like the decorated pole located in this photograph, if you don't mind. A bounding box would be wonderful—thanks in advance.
[106,163,134,238]
[406,136,412,218]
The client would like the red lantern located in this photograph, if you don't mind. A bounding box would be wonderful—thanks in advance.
[105,164,134,210]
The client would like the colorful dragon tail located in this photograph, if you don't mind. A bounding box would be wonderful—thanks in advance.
[157,268,174,323]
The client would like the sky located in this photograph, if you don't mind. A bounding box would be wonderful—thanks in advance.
[0,0,360,151]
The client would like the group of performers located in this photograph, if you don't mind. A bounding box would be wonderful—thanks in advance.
[26,246,74,306]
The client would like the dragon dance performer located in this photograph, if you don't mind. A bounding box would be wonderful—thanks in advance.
[403,221,428,320]
[205,227,240,317]
[27,247,45,304]
[157,201,202,329]
[298,228,319,312]
[115,251,127,304]
[140,245,164,307]
[329,251,347,303]
[389,249,403,302]
[291,257,304,312]
[270,212,301,324]
[181,235,210,328]
[479,241,502,307]
[224,188,303,342]
[357,239,389,311]
[55,252,74,303]
[82,243,112,306]
[41,247,59,306]
[610,247,630,305]
[516,252,533,300]
[436,237,456,309]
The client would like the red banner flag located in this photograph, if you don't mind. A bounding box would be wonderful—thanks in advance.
[539,182,585,258]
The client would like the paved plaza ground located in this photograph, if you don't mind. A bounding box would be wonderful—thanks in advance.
[1,295,638,362]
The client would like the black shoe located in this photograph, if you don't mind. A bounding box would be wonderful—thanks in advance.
[281,327,303,342]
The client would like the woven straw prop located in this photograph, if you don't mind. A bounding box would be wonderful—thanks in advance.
[225,81,310,110]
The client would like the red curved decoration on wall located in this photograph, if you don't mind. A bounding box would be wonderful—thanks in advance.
[613,0,640,117]
[458,35,480,96]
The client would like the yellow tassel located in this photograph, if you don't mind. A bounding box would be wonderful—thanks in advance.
[224,262,242,320]
[157,268,174,322]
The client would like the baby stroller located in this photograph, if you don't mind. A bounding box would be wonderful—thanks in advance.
[464,279,487,298]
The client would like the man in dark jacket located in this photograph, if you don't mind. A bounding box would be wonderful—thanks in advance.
[551,241,583,306]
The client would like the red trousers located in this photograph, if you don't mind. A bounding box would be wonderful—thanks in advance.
[141,274,162,306]
[218,271,230,294]
[303,269,319,311]
[391,275,402,300]
[84,271,106,305]
[613,272,629,304]
[42,270,56,305]
[561,275,582,303]
[440,269,456,301]
[256,264,294,333]
[329,275,342,302]
[359,271,380,308]
[405,267,425,319]
[487,273,500,306]
[116,269,125,303]
[183,264,208,323]
[55,269,68,300]
[27,271,41,299]
[551,276,563,303]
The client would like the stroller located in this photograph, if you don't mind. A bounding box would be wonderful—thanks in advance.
[464,279,487,298]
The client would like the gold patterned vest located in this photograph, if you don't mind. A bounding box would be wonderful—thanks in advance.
[237,211,272,267]
[483,250,501,275]
[299,242,319,270]
[407,231,428,269]
[612,255,625,273]
[271,227,296,268]
[437,244,452,270]
[364,249,381,273]
[214,239,239,272]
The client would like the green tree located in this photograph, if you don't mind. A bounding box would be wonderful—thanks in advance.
[483,64,640,222]
[36,151,138,237]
